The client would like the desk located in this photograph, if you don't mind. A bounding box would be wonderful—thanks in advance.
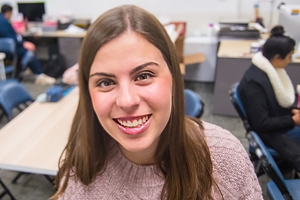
[23,30,86,67]
[22,30,86,38]
[0,87,78,176]
[213,40,300,116]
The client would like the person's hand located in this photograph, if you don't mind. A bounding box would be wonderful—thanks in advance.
[291,108,300,115]
[62,63,79,85]
[292,112,300,126]
[23,41,36,51]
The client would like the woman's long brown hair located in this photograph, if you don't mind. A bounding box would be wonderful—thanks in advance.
[51,5,219,200]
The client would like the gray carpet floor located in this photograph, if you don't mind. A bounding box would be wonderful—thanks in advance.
[0,80,271,199]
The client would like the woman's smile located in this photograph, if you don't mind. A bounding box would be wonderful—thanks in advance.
[114,114,152,135]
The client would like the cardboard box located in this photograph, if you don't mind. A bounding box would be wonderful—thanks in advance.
[170,22,205,74]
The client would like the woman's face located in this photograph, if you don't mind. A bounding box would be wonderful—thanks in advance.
[273,51,294,68]
[88,31,172,164]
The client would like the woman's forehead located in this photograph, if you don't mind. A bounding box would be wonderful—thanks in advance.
[89,32,165,73]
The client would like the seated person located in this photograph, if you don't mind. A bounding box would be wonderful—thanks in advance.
[51,5,262,199]
[0,4,55,85]
[239,25,300,172]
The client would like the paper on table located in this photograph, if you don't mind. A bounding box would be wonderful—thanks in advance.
[64,24,85,34]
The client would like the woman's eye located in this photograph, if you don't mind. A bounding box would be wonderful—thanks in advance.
[136,73,153,81]
[98,79,114,87]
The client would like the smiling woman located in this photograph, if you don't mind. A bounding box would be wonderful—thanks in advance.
[51,5,263,200]
[88,31,172,164]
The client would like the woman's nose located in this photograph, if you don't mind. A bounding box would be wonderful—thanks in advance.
[116,84,140,112]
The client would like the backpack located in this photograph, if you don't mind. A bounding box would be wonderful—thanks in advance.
[43,54,66,78]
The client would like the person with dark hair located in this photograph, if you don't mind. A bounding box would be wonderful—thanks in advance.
[0,4,55,84]
[51,5,262,200]
[239,25,300,172]
[0,4,12,14]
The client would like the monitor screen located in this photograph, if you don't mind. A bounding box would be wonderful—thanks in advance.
[17,2,45,22]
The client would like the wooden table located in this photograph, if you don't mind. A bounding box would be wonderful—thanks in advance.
[0,87,79,176]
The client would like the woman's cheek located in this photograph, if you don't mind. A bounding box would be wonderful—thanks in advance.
[90,91,106,114]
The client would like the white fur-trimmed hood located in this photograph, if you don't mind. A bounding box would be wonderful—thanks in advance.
[252,52,295,108]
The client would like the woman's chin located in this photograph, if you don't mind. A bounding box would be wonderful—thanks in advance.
[120,142,151,153]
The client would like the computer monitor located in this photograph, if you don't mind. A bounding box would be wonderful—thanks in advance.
[278,5,300,44]
[17,2,45,22]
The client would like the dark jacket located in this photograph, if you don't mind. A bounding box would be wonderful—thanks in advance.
[238,64,295,135]
[0,14,26,58]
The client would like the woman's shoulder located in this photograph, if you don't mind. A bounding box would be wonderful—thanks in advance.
[201,121,250,168]
[202,121,242,147]
[202,121,249,164]
[241,64,270,84]
[202,121,263,199]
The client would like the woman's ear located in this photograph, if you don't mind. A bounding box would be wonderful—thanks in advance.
[270,54,281,68]
[274,54,282,60]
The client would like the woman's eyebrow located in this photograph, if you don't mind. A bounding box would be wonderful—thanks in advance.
[130,62,159,75]
[90,72,116,78]
[89,61,159,78]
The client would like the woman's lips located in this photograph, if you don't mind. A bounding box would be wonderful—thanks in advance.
[114,114,151,135]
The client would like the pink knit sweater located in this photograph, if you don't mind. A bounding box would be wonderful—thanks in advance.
[59,122,263,199]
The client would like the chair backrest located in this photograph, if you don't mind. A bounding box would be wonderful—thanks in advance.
[250,131,285,182]
[249,131,292,198]
[231,82,280,158]
[0,81,33,120]
[229,82,251,132]
[0,38,15,55]
[184,89,204,118]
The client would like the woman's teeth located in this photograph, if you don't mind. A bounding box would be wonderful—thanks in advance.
[117,115,149,128]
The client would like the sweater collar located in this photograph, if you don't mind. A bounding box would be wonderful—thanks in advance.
[252,52,295,108]
[105,142,165,188]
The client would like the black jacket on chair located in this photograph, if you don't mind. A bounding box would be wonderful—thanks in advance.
[238,64,295,135]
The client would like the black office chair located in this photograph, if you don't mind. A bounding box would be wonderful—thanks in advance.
[184,89,205,118]
[248,131,300,200]
[229,82,280,176]
[0,38,34,81]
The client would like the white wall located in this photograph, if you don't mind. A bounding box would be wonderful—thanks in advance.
[1,0,299,36]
